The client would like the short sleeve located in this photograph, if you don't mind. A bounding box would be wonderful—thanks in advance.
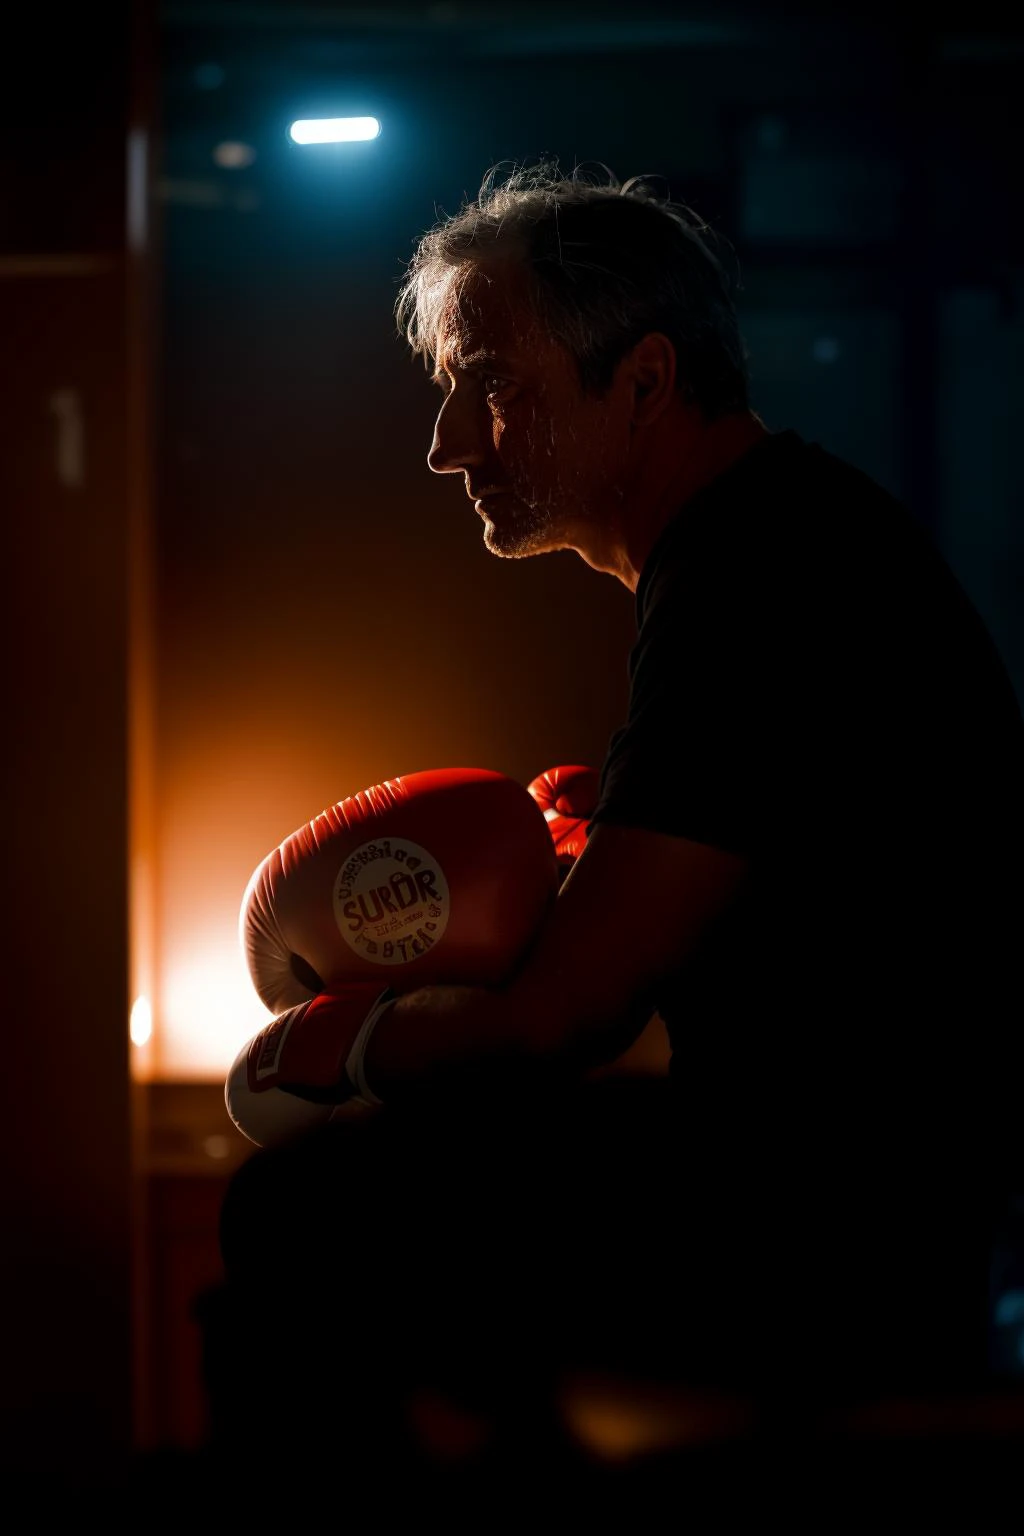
[591,554,776,858]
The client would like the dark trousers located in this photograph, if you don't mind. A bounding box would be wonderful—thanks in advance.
[203,1076,1003,1475]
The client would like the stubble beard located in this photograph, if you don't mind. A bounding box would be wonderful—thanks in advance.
[480,496,569,560]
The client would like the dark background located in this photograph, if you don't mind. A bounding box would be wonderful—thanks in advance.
[3,0,1023,1491]
[157,0,1024,774]
[148,4,1024,1083]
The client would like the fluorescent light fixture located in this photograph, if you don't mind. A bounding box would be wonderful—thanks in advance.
[289,116,381,145]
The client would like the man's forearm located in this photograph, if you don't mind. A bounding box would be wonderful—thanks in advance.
[361,985,543,1103]
[360,981,653,1104]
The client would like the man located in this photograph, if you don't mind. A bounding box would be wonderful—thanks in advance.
[335,165,1022,1152]
[218,164,1024,1436]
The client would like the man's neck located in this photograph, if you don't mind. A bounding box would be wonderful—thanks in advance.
[615,409,770,591]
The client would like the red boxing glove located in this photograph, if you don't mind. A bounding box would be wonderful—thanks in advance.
[225,984,393,1147]
[527,764,601,874]
[241,767,559,1017]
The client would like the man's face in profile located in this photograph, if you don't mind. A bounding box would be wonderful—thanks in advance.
[427,261,632,560]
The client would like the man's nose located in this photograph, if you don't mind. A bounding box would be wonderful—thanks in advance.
[427,394,485,476]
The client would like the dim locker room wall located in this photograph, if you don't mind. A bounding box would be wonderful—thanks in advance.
[0,0,157,1490]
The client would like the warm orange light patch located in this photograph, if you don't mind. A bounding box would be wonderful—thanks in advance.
[559,1373,755,1461]
[129,995,153,1047]
[142,673,364,1078]
[158,925,272,1079]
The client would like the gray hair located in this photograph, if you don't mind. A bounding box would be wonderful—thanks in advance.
[396,160,750,419]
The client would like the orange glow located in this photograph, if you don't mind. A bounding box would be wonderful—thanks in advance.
[147,650,372,1077]
[129,995,153,1047]
[158,922,272,1079]
[559,1375,756,1460]
[128,850,156,1082]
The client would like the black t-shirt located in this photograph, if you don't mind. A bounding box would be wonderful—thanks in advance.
[591,429,1024,1188]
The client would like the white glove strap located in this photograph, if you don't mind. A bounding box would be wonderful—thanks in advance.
[343,989,395,1107]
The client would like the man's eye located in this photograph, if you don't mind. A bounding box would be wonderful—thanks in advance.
[483,376,508,397]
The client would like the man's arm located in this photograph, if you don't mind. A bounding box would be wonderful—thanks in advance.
[363,821,749,1101]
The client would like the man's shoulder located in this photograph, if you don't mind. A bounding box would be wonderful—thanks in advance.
[637,429,827,608]
[647,428,921,583]
[744,429,912,534]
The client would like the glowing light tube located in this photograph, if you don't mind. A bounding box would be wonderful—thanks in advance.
[289,117,381,144]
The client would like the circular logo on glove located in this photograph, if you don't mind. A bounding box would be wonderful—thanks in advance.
[332,837,450,965]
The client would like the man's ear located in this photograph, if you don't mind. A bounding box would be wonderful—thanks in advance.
[628,332,677,426]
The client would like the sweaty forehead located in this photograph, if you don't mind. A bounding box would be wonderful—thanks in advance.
[433,262,542,370]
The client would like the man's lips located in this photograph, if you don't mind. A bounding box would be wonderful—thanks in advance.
[470,487,514,507]
[469,486,512,498]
